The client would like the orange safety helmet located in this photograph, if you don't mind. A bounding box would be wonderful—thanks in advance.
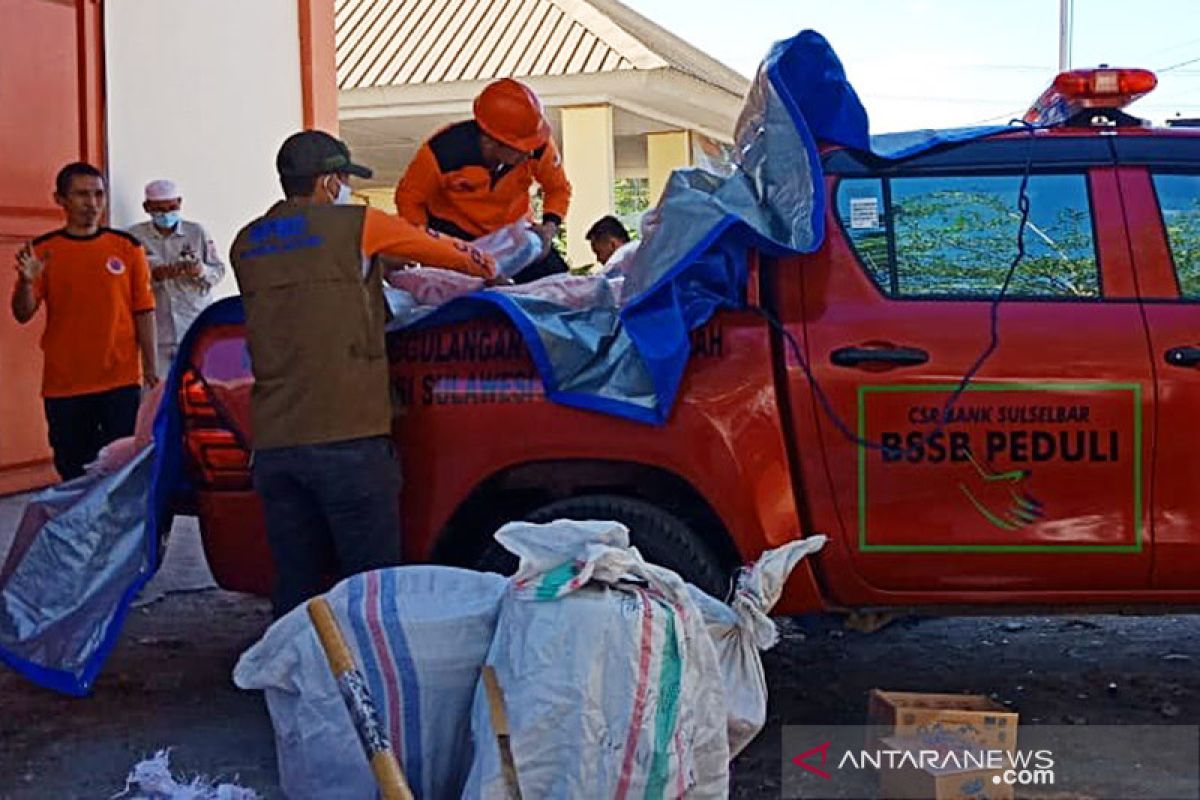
[473,78,552,154]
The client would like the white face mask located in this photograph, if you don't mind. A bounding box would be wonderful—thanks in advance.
[327,177,352,206]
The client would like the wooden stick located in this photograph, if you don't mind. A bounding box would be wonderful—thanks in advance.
[482,665,523,800]
[308,597,414,800]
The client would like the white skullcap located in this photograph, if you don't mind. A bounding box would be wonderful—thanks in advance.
[144,179,181,202]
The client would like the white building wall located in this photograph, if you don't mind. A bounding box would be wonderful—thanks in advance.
[105,0,305,298]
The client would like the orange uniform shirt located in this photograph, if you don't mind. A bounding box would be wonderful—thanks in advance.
[394,120,572,239]
[14,228,155,397]
[360,205,495,276]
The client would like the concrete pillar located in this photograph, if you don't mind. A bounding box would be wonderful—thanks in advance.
[647,130,692,206]
[560,104,615,269]
[298,0,339,132]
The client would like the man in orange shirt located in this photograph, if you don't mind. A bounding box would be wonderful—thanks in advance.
[394,78,572,283]
[11,162,158,481]
[232,130,496,616]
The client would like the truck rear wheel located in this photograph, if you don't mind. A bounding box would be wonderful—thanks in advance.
[474,494,731,598]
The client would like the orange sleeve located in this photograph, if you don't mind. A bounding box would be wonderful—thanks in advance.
[394,143,441,227]
[128,242,155,313]
[533,139,572,223]
[362,207,495,279]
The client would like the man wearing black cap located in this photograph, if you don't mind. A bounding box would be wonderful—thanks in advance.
[231,130,496,616]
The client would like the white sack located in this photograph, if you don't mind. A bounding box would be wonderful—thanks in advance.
[465,520,729,799]
[686,536,827,755]
[233,566,508,800]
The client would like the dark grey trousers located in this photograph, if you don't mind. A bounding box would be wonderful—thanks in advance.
[252,435,402,617]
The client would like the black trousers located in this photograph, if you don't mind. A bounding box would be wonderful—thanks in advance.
[252,435,403,617]
[43,384,140,480]
[516,247,569,283]
[428,215,568,284]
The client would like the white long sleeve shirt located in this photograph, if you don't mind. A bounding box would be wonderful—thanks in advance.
[604,240,640,275]
[128,219,225,348]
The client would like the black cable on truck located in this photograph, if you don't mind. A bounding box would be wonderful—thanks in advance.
[747,121,1039,454]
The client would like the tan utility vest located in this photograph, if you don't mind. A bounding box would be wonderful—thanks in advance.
[230,202,391,450]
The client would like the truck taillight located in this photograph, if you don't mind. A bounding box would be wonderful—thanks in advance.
[186,428,249,469]
[180,375,219,425]
[180,369,251,489]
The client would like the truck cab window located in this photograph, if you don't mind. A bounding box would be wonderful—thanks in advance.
[838,173,1100,299]
[837,178,890,289]
[1152,173,1200,298]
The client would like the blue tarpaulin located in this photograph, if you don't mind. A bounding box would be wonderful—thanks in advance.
[0,30,1013,695]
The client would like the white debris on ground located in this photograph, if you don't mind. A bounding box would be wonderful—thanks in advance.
[114,749,260,800]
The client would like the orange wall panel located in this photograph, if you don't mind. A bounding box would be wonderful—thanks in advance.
[0,2,88,209]
[0,0,102,494]
[0,237,51,494]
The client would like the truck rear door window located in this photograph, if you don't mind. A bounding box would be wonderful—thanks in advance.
[1151,173,1200,298]
[837,174,1100,299]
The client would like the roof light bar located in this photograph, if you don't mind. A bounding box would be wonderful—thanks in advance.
[1024,67,1157,127]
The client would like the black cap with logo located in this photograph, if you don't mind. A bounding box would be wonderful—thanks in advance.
[276,130,373,179]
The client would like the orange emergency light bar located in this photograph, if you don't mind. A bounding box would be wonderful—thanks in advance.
[1023,67,1158,127]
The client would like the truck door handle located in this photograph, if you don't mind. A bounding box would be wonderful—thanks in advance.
[1165,346,1200,367]
[831,346,929,368]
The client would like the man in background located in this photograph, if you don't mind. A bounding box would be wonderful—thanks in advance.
[10,163,157,480]
[586,215,638,274]
[128,179,225,377]
[394,78,571,283]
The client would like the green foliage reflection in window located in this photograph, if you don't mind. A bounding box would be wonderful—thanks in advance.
[1153,174,1200,298]
[838,174,1099,299]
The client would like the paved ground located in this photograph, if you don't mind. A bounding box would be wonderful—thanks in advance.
[2,491,1199,798]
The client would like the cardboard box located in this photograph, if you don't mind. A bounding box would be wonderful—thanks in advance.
[868,690,1018,752]
[876,735,1015,800]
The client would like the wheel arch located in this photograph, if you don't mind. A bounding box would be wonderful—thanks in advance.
[429,458,743,573]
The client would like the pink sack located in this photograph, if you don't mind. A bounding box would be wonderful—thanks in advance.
[384,267,485,307]
[93,438,140,475]
[92,383,165,475]
[493,273,613,310]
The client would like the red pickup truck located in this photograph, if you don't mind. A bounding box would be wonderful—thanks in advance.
[175,69,1200,611]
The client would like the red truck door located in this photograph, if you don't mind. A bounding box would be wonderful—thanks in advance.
[776,135,1155,599]
[1111,135,1200,591]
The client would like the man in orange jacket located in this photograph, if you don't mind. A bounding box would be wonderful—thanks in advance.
[394,78,572,283]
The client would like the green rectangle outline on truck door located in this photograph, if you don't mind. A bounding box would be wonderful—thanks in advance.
[855,382,1143,553]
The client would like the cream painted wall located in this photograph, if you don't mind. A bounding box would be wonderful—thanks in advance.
[648,130,692,207]
[561,105,615,269]
[357,187,398,214]
[105,0,306,299]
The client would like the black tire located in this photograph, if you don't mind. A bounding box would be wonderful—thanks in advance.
[475,494,730,598]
